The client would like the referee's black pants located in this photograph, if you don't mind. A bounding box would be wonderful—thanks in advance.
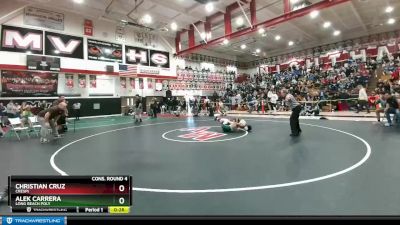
[290,105,302,135]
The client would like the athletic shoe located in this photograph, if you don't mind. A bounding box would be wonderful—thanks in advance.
[53,134,62,138]
[40,138,49,143]
[290,133,299,137]
[384,123,392,127]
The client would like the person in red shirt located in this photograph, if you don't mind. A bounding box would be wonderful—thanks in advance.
[391,67,399,81]
[368,91,379,108]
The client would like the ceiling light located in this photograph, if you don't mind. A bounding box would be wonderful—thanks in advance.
[73,0,84,3]
[256,49,261,53]
[223,39,229,45]
[240,44,246,49]
[275,35,281,40]
[54,50,60,54]
[26,51,32,54]
[171,22,178,31]
[323,21,331,28]
[385,6,393,13]
[142,14,152,24]
[288,41,294,46]
[258,28,265,34]
[200,32,206,39]
[236,17,244,26]
[205,2,214,12]
[388,18,395,24]
[333,30,341,36]
[310,10,319,19]
[290,0,300,4]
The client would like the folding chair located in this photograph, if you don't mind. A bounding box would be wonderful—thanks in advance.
[7,118,30,141]
[28,116,41,137]
[381,110,400,125]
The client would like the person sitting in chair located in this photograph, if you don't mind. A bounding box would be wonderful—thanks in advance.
[384,93,399,127]
[20,105,34,130]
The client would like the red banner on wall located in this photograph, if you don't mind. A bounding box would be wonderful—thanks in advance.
[130,78,135,89]
[139,78,144,89]
[120,77,126,89]
[65,74,74,89]
[78,74,86,88]
[89,75,96,88]
[1,70,58,97]
[84,19,93,36]
[148,78,153,89]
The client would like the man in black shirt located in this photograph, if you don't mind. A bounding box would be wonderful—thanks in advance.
[150,100,158,118]
[384,93,399,127]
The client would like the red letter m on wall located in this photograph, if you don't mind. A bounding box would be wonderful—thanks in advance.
[178,127,226,142]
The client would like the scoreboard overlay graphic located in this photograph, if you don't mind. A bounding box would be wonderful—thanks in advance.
[7,176,132,214]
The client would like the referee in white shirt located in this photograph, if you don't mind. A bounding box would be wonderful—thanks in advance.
[281,88,302,137]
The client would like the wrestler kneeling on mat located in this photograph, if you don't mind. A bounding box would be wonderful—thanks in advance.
[215,115,252,132]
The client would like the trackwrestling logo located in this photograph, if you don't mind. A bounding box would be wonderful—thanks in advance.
[2,216,65,225]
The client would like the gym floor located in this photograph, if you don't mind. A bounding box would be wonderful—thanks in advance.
[0,115,400,215]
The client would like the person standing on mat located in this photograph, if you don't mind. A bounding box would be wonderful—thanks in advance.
[134,97,143,123]
[37,102,67,143]
[72,102,81,121]
[150,99,158,118]
[356,85,370,114]
[281,88,302,137]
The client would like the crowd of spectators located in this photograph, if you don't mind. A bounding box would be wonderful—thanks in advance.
[220,57,400,114]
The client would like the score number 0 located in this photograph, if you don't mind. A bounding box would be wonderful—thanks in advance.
[118,185,126,205]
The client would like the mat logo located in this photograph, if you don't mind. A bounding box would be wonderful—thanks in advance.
[178,127,226,142]
[6,217,12,224]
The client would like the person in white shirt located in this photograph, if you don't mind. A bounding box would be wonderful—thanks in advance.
[6,101,18,118]
[269,90,279,112]
[356,85,370,113]
[72,102,82,120]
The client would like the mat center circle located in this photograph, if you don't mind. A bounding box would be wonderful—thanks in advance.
[162,126,248,143]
